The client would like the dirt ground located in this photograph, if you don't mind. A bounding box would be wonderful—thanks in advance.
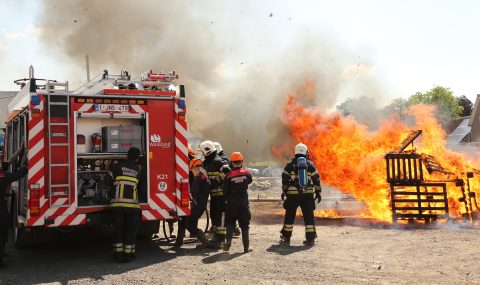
[1,202,480,285]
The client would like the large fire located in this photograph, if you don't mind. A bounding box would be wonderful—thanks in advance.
[273,81,480,222]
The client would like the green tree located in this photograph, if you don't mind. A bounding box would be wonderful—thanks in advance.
[457,95,473,117]
[407,86,463,118]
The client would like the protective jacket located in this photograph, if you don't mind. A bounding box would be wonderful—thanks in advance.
[190,169,210,210]
[223,168,252,207]
[203,152,230,197]
[217,151,230,166]
[109,161,141,209]
[282,155,321,196]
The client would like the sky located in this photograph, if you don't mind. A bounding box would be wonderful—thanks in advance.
[1,0,480,104]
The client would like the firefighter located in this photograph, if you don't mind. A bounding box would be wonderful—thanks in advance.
[214,141,241,236]
[108,147,142,262]
[174,158,212,248]
[167,147,196,241]
[280,143,322,246]
[0,143,28,268]
[173,146,205,247]
[199,140,230,248]
[223,152,253,253]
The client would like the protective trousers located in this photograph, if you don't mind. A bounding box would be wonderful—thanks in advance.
[225,204,251,251]
[280,195,317,241]
[225,204,251,230]
[111,207,141,261]
[0,206,8,265]
[210,195,226,243]
[186,203,206,235]
[175,204,206,245]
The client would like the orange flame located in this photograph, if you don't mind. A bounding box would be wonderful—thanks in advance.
[273,81,480,222]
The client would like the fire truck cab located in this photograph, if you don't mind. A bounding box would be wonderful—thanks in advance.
[6,67,190,247]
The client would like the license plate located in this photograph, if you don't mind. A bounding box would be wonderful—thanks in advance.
[95,104,130,112]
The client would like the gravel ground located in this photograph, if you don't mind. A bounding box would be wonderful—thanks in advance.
[1,202,480,285]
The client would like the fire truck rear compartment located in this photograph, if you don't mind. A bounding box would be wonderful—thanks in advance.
[75,117,147,207]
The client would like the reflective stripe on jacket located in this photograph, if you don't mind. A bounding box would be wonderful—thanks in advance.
[281,156,321,195]
[110,162,141,209]
[203,152,231,197]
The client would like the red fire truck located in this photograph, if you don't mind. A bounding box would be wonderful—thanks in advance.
[5,67,190,247]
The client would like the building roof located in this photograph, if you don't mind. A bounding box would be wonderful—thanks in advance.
[446,118,470,144]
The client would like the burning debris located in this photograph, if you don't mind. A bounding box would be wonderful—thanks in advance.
[386,129,480,223]
[386,130,450,223]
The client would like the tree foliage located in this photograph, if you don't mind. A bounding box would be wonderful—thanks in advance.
[457,95,473,117]
[407,86,463,118]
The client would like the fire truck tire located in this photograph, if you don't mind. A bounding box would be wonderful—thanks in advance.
[137,221,159,239]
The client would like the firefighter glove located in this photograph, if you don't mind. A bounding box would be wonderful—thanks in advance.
[281,185,288,192]
[281,192,286,201]
[314,191,322,203]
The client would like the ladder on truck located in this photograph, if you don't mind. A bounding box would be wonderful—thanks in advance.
[45,80,72,207]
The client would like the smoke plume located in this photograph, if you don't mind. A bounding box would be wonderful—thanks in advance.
[37,0,387,161]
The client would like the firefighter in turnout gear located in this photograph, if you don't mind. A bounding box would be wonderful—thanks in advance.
[280,143,322,246]
[214,141,241,237]
[199,140,231,248]
[170,146,199,243]
[223,152,253,253]
[174,158,213,248]
[108,147,142,262]
[0,143,27,269]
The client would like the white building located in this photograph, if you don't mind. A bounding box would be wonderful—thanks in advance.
[0,91,17,128]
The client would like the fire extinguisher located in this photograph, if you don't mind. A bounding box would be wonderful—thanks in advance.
[92,133,102,153]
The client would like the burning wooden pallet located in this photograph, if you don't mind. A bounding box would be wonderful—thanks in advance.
[385,130,450,223]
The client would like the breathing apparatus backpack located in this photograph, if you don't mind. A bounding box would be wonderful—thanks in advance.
[296,156,308,191]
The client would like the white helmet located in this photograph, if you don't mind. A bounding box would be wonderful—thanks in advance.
[213,142,223,153]
[199,140,216,156]
[294,143,308,156]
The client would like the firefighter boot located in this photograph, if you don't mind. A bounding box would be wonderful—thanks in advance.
[279,235,290,246]
[123,245,135,262]
[173,226,186,248]
[242,229,253,253]
[303,228,317,247]
[113,243,124,263]
[207,225,216,234]
[223,225,234,251]
[195,230,214,249]
[233,223,241,237]
[303,239,315,247]
[210,227,225,249]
